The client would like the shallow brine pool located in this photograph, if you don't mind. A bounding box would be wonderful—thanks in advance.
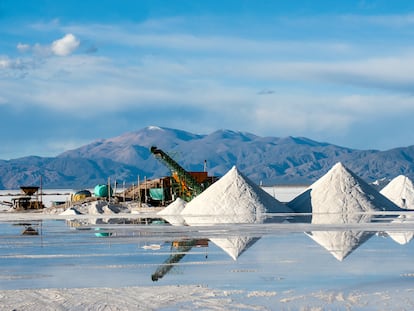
[1,213,414,310]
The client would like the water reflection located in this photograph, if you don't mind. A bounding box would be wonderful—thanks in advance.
[151,239,208,281]
[62,210,414,258]
[209,236,259,260]
[305,211,375,261]
[151,235,259,281]
[3,209,414,285]
[156,210,414,265]
[13,221,42,236]
[2,210,414,295]
[386,214,414,245]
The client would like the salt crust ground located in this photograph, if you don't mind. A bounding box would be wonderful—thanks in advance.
[1,285,414,311]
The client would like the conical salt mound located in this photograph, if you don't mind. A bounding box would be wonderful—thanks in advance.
[380,175,414,210]
[288,162,402,214]
[157,198,186,226]
[182,166,292,225]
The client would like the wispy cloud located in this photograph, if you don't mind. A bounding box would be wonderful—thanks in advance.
[16,43,30,53]
[64,22,355,58]
[340,13,414,27]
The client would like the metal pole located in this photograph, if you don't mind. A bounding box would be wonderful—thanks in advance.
[39,175,43,208]
[144,176,147,204]
[114,179,117,200]
[107,177,110,202]
[138,175,141,207]
[123,181,125,203]
[161,178,164,206]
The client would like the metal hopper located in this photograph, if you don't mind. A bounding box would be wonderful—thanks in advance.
[20,186,39,196]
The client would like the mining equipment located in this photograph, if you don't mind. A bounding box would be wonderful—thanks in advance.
[12,186,44,210]
[150,146,216,202]
[121,176,172,207]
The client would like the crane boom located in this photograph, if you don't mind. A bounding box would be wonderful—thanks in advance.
[150,146,204,201]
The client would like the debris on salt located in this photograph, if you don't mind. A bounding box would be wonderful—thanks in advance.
[88,201,111,215]
[181,165,292,225]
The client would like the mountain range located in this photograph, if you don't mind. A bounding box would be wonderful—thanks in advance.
[1,125,414,189]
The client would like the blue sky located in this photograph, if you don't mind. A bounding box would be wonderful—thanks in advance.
[1,0,414,159]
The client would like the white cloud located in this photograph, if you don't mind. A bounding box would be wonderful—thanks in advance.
[51,34,80,56]
[17,43,31,53]
[0,57,11,69]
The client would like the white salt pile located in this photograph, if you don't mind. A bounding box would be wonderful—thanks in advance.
[380,175,414,210]
[181,166,292,225]
[59,207,82,215]
[157,197,186,226]
[380,175,414,244]
[288,162,401,214]
[288,162,401,260]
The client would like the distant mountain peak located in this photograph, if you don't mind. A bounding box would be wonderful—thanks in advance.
[146,125,165,131]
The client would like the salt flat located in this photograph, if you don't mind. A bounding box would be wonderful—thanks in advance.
[1,167,414,310]
[0,216,414,310]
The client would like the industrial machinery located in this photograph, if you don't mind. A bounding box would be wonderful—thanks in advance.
[12,186,44,210]
[150,146,216,202]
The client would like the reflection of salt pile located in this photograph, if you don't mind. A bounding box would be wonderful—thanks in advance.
[385,214,414,245]
[211,236,260,260]
[381,175,414,244]
[289,162,401,261]
[182,166,292,260]
[157,198,186,226]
